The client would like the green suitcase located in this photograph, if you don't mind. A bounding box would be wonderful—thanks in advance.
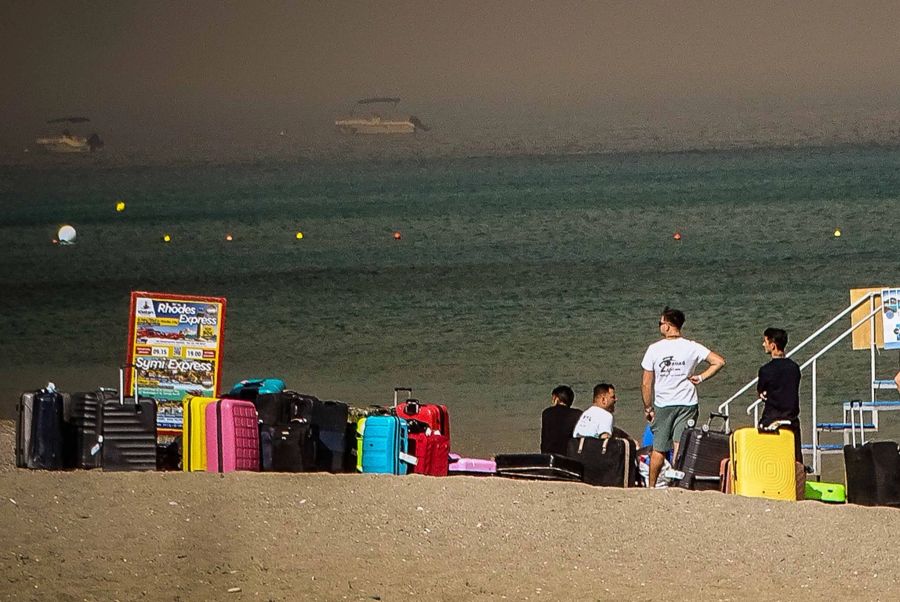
[805,481,846,503]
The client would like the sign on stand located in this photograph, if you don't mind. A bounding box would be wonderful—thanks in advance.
[125,291,227,438]
[882,287,900,350]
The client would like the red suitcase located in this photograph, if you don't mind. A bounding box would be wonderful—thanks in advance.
[408,431,450,476]
[395,399,450,437]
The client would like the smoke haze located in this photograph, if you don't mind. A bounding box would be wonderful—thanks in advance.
[3,1,900,159]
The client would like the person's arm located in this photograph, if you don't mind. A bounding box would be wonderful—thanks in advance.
[894,371,900,396]
[689,351,726,385]
[756,367,768,400]
[641,370,655,421]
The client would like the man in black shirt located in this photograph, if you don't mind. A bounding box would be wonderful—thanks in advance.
[757,327,802,462]
[540,385,581,455]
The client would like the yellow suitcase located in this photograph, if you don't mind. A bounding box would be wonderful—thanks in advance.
[730,427,797,501]
[182,396,219,472]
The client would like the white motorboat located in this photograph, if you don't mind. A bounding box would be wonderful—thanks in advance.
[35,117,103,153]
[335,98,429,135]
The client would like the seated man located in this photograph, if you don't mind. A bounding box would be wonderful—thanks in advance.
[572,383,617,439]
[540,385,581,455]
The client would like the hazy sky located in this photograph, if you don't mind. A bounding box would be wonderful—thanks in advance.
[3,1,900,146]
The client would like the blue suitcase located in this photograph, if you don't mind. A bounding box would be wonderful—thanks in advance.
[361,415,414,475]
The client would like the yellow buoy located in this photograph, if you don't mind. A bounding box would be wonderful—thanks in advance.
[116,201,126,212]
[834,228,842,237]
[295,231,304,240]
[225,234,233,242]
[163,234,171,243]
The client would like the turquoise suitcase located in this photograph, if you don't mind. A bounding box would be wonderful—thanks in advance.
[361,415,413,475]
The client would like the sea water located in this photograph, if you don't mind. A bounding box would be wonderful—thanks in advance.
[1,146,899,456]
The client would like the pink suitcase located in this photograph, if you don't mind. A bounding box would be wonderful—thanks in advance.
[448,453,496,475]
[206,399,259,472]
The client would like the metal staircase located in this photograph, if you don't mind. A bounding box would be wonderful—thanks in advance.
[717,291,898,476]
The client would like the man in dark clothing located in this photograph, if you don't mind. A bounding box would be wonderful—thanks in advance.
[541,385,581,455]
[757,327,802,462]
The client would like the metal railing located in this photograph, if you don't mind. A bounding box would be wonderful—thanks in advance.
[717,291,882,475]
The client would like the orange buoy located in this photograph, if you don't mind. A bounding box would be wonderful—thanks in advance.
[393,231,402,240]
[673,232,682,241]
[225,234,233,241]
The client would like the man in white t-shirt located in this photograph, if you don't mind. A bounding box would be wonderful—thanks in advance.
[641,307,725,488]
[572,383,617,438]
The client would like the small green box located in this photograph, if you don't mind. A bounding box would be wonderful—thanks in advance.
[805,481,846,503]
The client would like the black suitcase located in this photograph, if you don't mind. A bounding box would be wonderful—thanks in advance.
[285,391,319,422]
[271,420,318,472]
[65,389,119,469]
[495,453,584,482]
[16,389,66,470]
[566,437,641,487]
[671,413,730,491]
[259,424,277,471]
[312,400,349,472]
[101,397,158,471]
[844,441,900,507]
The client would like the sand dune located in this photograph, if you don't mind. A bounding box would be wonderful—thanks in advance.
[2,420,899,601]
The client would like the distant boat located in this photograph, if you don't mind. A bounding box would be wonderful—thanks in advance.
[335,98,429,135]
[35,117,103,153]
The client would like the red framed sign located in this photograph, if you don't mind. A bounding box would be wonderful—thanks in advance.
[125,291,227,436]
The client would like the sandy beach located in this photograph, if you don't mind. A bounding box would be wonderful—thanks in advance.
[2,420,899,601]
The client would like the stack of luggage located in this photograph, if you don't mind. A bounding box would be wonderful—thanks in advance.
[16,380,157,472]
[358,387,451,476]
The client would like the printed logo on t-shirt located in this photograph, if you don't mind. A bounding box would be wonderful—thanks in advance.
[659,355,687,376]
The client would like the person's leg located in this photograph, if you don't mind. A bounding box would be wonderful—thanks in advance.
[649,450,666,487]
[670,405,700,460]
[648,406,676,487]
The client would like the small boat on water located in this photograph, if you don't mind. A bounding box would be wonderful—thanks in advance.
[35,117,104,153]
[335,97,429,135]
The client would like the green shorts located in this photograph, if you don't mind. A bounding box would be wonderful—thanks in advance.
[651,404,699,452]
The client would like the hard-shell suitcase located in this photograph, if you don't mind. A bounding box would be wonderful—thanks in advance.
[805,481,846,503]
[227,378,287,425]
[395,400,450,437]
[566,437,641,487]
[65,388,119,469]
[672,413,730,491]
[228,378,286,397]
[16,389,66,470]
[730,427,796,501]
[495,453,583,482]
[205,399,259,473]
[719,458,732,494]
[182,396,218,472]
[312,400,350,472]
[361,415,413,475]
[355,417,366,472]
[271,420,318,472]
[448,454,497,475]
[408,430,450,476]
[101,397,157,471]
[843,441,900,507]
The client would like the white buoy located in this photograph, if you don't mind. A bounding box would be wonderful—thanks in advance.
[58,225,76,245]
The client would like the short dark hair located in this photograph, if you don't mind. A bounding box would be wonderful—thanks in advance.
[593,383,615,399]
[661,307,685,329]
[551,385,575,407]
[764,327,788,351]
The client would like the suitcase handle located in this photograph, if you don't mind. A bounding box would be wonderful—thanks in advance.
[760,420,791,432]
[393,387,412,407]
[119,364,144,406]
[702,412,729,434]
